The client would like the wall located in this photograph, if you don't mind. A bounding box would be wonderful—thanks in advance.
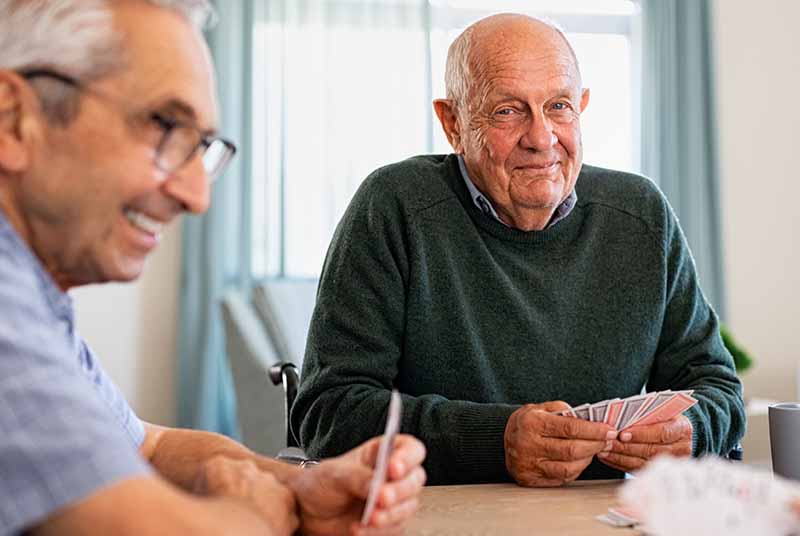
[71,224,183,426]
[714,0,800,402]
[713,0,800,459]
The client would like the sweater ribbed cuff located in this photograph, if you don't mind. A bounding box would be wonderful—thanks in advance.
[685,405,703,456]
[450,404,520,483]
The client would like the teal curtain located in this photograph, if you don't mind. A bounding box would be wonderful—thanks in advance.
[641,0,726,316]
[177,1,254,434]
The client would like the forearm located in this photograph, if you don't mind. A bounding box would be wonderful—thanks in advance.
[296,383,518,485]
[142,424,301,491]
[653,196,746,455]
[683,373,745,455]
[30,475,281,536]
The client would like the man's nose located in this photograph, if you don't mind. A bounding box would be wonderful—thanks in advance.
[520,113,557,151]
[163,154,211,215]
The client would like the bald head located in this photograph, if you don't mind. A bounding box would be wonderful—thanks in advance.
[445,14,581,108]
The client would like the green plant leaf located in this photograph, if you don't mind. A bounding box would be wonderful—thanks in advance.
[720,324,753,373]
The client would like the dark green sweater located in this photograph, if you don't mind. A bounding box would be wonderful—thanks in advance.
[294,154,745,485]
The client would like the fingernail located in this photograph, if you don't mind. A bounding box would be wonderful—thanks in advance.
[620,432,632,442]
[603,441,613,452]
[598,452,609,459]
[384,488,395,504]
[605,431,618,440]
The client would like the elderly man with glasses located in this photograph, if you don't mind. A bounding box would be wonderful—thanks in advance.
[0,1,425,535]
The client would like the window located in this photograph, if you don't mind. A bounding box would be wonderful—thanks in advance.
[251,0,641,279]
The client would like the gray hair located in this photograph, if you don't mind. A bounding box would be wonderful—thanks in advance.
[0,0,216,124]
[445,15,580,108]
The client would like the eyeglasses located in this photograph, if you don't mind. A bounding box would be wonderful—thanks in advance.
[19,69,236,182]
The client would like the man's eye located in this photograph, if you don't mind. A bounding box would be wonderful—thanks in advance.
[150,113,176,132]
[495,108,515,116]
[551,102,569,111]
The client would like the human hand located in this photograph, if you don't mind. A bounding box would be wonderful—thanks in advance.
[289,433,427,536]
[597,415,693,472]
[504,401,617,487]
[193,456,299,535]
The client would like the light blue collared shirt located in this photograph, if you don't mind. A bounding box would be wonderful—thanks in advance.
[0,209,150,536]
[457,154,577,229]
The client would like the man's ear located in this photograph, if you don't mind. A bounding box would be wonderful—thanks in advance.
[579,88,590,114]
[433,98,464,153]
[0,71,38,173]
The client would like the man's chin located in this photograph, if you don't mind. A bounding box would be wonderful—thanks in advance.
[512,183,566,209]
[98,256,148,285]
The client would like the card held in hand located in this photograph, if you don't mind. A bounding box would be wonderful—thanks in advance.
[550,390,698,431]
[361,389,403,526]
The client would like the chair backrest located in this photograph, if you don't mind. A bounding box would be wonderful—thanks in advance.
[220,290,286,457]
[252,279,318,367]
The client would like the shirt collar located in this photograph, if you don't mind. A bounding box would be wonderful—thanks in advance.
[456,154,577,229]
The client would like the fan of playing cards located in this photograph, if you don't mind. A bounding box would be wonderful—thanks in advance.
[554,390,698,430]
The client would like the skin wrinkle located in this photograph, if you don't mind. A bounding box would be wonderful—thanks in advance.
[434,13,590,231]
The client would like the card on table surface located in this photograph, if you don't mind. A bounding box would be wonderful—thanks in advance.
[596,505,640,528]
[361,390,403,526]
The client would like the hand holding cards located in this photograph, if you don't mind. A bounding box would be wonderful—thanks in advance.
[361,389,402,526]
[553,390,697,431]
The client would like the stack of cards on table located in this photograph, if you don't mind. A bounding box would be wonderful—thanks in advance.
[553,390,697,431]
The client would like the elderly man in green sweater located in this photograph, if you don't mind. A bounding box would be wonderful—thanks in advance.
[293,13,745,487]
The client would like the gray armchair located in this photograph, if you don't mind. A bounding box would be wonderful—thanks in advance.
[252,279,318,368]
[220,290,289,456]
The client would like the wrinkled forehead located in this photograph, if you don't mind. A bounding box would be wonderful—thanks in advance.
[467,22,582,98]
[108,1,219,130]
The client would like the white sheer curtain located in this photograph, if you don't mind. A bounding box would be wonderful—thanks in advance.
[252,0,432,279]
[252,0,640,280]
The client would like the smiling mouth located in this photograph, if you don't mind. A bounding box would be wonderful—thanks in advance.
[518,161,559,171]
[124,209,164,236]
[514,162,561,177]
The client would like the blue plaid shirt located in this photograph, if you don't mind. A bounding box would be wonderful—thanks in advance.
[0,209,151,535]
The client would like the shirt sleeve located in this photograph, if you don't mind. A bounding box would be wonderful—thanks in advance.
[0,257,151,534]
[78,341,146,449]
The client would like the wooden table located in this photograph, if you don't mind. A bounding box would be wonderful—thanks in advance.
[407,480,641,535]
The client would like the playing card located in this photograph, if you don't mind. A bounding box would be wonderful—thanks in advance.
[626,392,659,426]
[573,403,591,420]
[361,390,402,526]
[590,401,610,423]
[604,399,625,429]
[627,392,697,428]
[625,391,676,428]
[615,395,651,430]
